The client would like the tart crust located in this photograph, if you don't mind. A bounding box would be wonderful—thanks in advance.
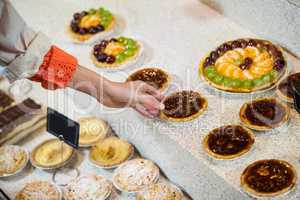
[276,73,300,103]
[68,18,115,43]
[241,159,297,198]
[199,39,287,93]
[91,41,142,69]
[239,98,290,131]
[159,91,208,122]
[203,125,255,160]
[127,67,171,92]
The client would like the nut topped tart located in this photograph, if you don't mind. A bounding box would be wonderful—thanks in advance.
[241,159,297,198]
[69,7,115,43]
[127,68,171,91]
[63,175,112,200]
[31,139,74,169]
[239,98,289,131]
[78,117,109,147]
[113,158,160,193]
[160,90,207,122]
[0,145,28,177]
[16,181,61,200]
[136,182,183,200]
[277,73,300,103]
[91,37,141,68]
[200,38,286,93]
[89,137,134,168]
[203,125,255,160]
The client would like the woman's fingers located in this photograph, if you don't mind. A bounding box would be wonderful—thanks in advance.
[134,104,155,118]
[139,95,163,113]
[142,83,164,101]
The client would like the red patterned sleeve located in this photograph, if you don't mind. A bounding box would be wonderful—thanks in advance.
[29,45,78,90]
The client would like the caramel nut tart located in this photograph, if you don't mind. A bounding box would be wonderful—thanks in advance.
[89,137,134,168]
[276,73,300,103]
[127,68,171,92]
[241,159,297,198]
[78,117,109,147]
[203,125,255,160]
[63,175,112,200]
[16,181,61,200]
[31,139,74,169]
[0,145,28,177]
[239,98,290,131]
[160,90,208,122]
[68,7,115,43]
[113,158,160,193]
[91,37,142,69]
[136,182,183,200]
[199,38,287,93]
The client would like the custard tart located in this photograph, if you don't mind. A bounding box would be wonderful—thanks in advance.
[68,7,115,43]
[241,159,297,198]
[89,137,134,168]
[277,73,300,103]
[203,125,254,160]
[239,98,289,131]
[136,182,183,200]
[200,38,287,93]
[78,117,109,147]
[160,90,207,122]
[31,139,74,169]
[91,37,142,69]
[127,68,171,91]
[16,181,61,200]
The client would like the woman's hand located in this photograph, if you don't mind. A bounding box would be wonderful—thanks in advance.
[103,81,164,118]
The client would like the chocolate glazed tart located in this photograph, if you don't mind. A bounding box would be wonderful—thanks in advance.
[127,68,171,92]
[276,73,300,103]
[241,159,297,198]
[199,38,287,93]
[239,98,290,131]
[160,90,207,122]
[203,125,255,160]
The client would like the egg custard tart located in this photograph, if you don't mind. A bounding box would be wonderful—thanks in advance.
[89,137,134,168]
[31,139,74,169]
[68,7,115,43]
[91,37,141,68]
[127,68,171,92]
[241,159,297,198]
[277,73,300,103]
[199,38,287,93]
[160,90,207,122]
[203,125,254,160]
[239,98,289,131]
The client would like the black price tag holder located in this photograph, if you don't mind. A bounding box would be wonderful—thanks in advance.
[47,107,80,186]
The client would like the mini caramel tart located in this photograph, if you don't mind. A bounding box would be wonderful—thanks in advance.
[239,98,289,131]
[68,7,115,42]
[91,37,141,68]
[203,125,254,160]
[277,73,300,103]
[199,38,287,93]
[160,91,207,122]
[127,68,171,91]
[241,159,297,198]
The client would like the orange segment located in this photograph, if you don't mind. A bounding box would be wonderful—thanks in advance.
[254,51,270,63]
[79,15,101,29]
[104,42,125,56]
[244,47,259,59]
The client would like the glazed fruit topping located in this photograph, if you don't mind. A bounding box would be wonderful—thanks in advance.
[93,37,138,64]
[239,57,253,70]
[70,7,113,35]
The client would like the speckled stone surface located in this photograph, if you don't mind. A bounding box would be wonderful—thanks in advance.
[1,0,300,199]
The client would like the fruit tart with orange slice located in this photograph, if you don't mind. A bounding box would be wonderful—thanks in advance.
[68,7,115,43]
[199,39,287,93]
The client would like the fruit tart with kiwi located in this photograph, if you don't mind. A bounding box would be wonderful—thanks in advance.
[68,7,115,43]
[199,38,287,93]
[91,37,141,68]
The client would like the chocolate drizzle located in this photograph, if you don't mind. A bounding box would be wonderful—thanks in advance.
[162,91,205,118]
[243,160,295,194]
[207,125,253,156]
[129,68,168,90]
[244,99,286,127]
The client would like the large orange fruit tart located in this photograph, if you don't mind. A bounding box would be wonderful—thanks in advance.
[200,39,287,93]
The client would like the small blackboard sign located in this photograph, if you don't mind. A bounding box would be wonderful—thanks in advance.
[47,108,79,149]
